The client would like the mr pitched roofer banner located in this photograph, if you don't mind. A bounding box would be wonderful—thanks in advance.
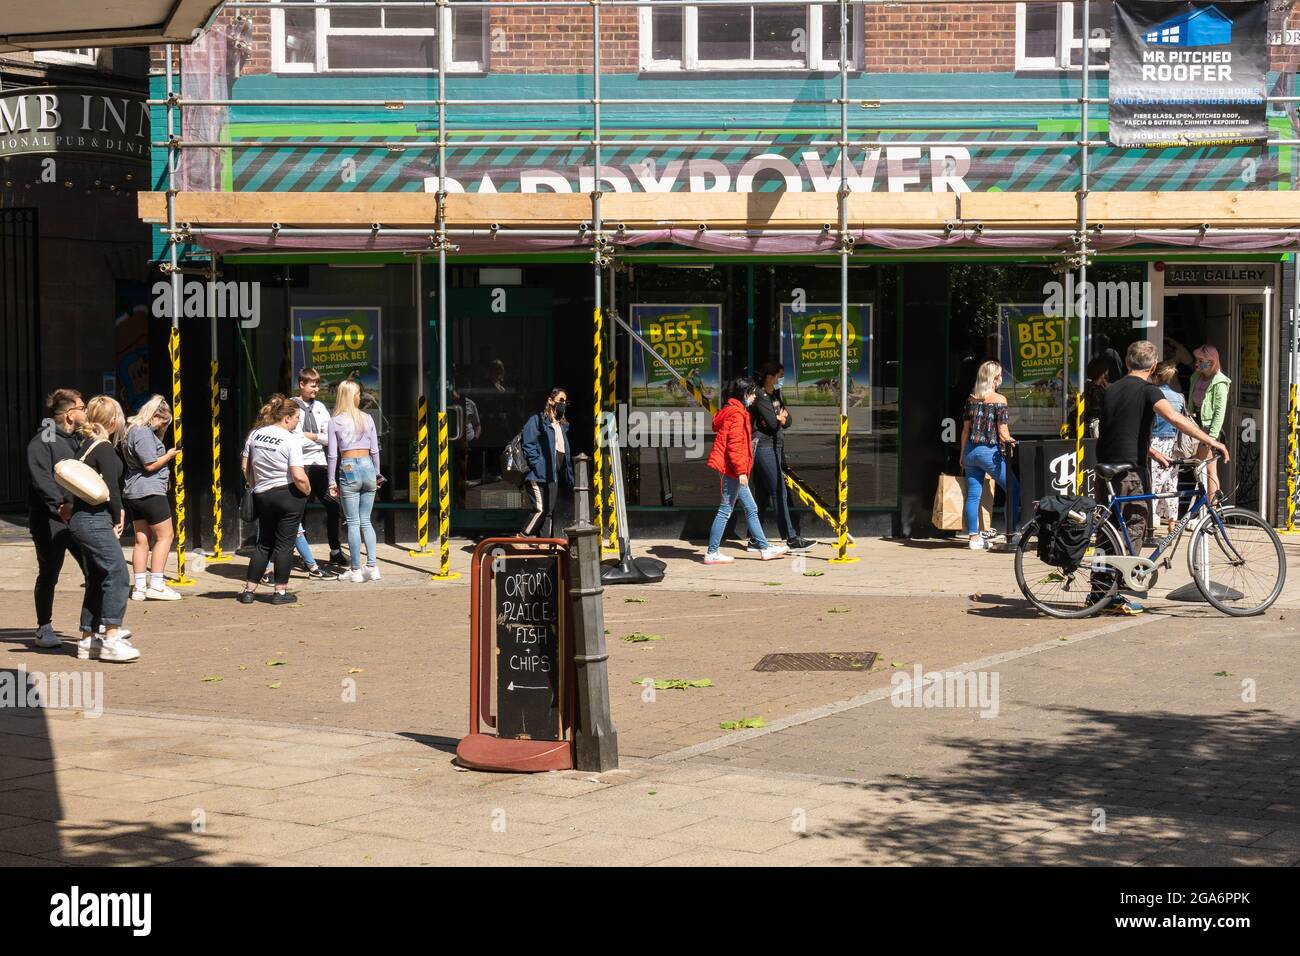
[1109,0,1268,148]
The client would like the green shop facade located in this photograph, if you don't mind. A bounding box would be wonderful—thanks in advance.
[149,68,1300,546]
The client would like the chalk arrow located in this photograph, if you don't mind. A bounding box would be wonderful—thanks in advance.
[507,682,548,691]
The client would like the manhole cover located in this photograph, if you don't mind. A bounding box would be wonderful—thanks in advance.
[754,652,878,672]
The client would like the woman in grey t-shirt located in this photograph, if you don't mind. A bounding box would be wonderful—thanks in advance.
[122,395,181,601]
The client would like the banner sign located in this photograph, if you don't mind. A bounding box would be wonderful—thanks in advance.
[630,304,721,408]
[1109,1,1268,148]
[0,86,149,161]
[779,303,873,434]
[997,304,1081,433]
[291,306,383,415]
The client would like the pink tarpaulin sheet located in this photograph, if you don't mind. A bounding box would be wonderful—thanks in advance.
[194,227,1300,256]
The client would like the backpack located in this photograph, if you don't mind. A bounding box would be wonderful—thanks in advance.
[1035,494,1098,571]
[500,430,529,488]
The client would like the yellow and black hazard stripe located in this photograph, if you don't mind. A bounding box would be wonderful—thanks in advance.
[593,308,605,543]
[169,328,195,584]
[1286,383,1298,533]
[430,409,459,579]
[410,395,433,555]
[605,357,618,553]
[1074,391,1086,495]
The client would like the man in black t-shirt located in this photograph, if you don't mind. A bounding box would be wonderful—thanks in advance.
[1093,340,1229,612]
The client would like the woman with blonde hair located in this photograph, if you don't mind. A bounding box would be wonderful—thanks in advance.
[69,395,138,662]
[122,395,181,601]
[328,379,383,582]
[1189,344,1231,501]
[959,360,1018,550]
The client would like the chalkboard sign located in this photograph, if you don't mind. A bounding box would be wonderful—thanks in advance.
[495,556,563,740]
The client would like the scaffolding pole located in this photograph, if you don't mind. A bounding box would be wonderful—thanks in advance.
[591,0,606,549]
[1074,0,1090,495]
[431,0,459,581]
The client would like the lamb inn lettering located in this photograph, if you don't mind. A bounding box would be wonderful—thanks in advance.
[0,88,149,161]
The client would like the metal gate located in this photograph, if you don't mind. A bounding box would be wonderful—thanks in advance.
[1,209,41,510]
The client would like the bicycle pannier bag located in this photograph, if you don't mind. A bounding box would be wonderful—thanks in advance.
[1035,495,1097,571]
[54,439,109,506]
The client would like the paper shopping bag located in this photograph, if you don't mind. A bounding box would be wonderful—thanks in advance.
[932,474,965,531]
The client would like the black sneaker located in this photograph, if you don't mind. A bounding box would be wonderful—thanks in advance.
[237,590,256,605]
[329,551,347,567]
[787,536,817,552]
[270,592,298,606]
[305,565,332,581]
[292,556,309,573]
[260,571,273,586]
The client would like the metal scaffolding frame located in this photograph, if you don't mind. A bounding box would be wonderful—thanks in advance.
[158,0,1295,564]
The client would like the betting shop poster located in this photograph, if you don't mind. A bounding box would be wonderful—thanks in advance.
[997,304,1081,433]
[291,306,383,416]
[1109,0,1268,147]
[629,304,722,408]
[779,303,873,434]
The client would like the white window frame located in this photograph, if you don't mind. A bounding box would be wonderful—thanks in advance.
[1015,2,1111,72]
[639,5,863,73]
[33,48,98,67]
[271,0,485,74]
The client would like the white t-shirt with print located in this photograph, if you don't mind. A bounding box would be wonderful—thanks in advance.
[245,425,304,493]
[291,397,329,467]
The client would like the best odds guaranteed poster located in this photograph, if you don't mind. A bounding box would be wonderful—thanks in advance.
[290,306,383,413]
[1109,0,1268,148]
[997,305,1081,433]
[779,303,873,434]
[630,304,722,408]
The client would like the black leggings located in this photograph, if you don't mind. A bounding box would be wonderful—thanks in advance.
[305,463,342,552]
[751,441,800,542]
[246,485,308,587]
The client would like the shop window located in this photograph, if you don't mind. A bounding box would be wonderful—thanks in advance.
[1017,1,1111,71]
[641,4,862,72]
[271,0,486,73]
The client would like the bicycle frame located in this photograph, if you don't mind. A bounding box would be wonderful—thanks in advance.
[1107,485,1221,566]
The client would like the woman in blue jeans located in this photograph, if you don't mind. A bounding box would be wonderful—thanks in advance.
[959,360,1018,551]
[327,380,383,583]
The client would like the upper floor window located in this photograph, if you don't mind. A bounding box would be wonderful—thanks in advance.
[272,0,486,73]
[1017,1,1111,71]
[641,4,863,71]
[34,48,99,67]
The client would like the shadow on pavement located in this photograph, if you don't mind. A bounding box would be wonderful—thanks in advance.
[397,731,460,755]
[798,706,1300,865]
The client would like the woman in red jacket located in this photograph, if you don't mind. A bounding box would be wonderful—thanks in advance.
[704,378,789,564]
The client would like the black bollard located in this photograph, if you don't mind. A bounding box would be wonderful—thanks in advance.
[566,454,619,771]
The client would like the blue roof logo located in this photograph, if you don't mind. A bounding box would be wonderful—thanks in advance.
[1143,5,1233,47]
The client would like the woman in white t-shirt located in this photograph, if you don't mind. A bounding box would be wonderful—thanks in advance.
[239,397,312,605]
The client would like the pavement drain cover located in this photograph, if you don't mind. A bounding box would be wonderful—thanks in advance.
[754,652,878,672]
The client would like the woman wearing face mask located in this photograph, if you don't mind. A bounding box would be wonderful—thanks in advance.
[703,378,788,564]
[748,360,815,553]
[960,360,1017,551]
[1188,344,1231,501]
[519,387,573,538]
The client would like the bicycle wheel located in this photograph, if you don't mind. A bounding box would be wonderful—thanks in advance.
[1015,517,1123,618]
[1187,507,1286,616]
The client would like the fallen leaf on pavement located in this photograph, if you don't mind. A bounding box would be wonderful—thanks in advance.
[802,571,825,577]
[624,597,647,603]
[621,633,662,643]
[890,661,906,668]
[265,660,288,667]
[827,607,849,613]
[267,682,282,689]
[201,676,223,683]
[348,668,364,674]
[719,717,766,730]
[632,678,713,690]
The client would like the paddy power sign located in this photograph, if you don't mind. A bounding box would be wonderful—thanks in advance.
[1109,0,1268,148]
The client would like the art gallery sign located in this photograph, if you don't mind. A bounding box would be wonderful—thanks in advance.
[0,86,148,162]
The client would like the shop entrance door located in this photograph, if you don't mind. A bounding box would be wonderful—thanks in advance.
[1160,289,1273,517]
[445,287,553,531]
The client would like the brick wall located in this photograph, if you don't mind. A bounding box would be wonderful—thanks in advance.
[146,2,1300,77]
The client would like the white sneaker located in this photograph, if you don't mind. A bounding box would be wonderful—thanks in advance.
[703,552,734,565]
[759,545,789,561]
[33,625,63,649]
[340,568,365,583]
[100,637,140,663]
[362,565,381,582]
[76,636,102,660]
[130,588,147,602]
[145,585,182,601]
[968,536,987,550]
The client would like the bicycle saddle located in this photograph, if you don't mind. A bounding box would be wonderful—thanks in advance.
[1094,462,1134,481]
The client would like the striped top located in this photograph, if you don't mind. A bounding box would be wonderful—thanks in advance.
[963,397,1008,447]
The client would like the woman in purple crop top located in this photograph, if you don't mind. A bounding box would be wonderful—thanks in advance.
[327,380,384,582]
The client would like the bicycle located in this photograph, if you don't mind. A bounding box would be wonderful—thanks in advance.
[1015,455,1286,618]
